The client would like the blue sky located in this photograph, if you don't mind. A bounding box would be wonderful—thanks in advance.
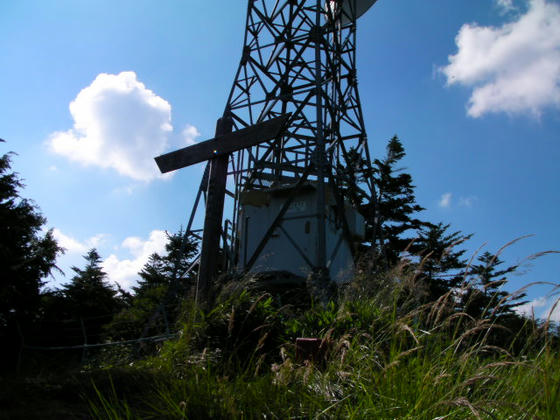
[1,0,559,319]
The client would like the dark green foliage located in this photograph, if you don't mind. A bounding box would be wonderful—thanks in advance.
[462,251,527,319]
[372,136,427,265]
[0,150,63,326]
[184,284,292,372]
[412,223,473,301]
[36,249,124,350]
[85,262,558,419]
[6,254,559,418]
[0,146,63,372]
[134,231,197,296]
[62,250,121,319]
[339,136,427,267]
[105,231,198,340]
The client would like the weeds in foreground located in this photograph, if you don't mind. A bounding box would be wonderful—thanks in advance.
[87,254,560,419]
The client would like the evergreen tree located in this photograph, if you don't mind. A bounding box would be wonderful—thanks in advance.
[62,249,119,315]
[0,145,64,370]
[133,230,198,298]
[337,136,428,269]
[373,136,426,264]
[462,251,527,319]
[412,223,472,301]
[0,148,63,328]
[106,231,198,340]
[58,249,122,343]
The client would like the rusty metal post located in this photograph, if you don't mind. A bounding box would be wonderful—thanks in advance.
[197,115,233,301]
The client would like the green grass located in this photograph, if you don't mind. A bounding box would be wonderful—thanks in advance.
[84,270,560,419]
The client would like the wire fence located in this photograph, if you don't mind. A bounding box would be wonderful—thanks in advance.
[14,303,182,374]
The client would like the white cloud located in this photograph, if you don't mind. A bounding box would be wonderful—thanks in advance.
[112,184,137,196]
[515,296,547,317]
[459,195,477,208]
[49,71,176,181]
[53,229,87,254]
[544,299,560,322]
[183,124,201,145]
[440,0,560,118]
[53,228,107,255]
[439,192,452,208]
[516,296,560,321]
[102,230,168,289]
[496,0,516,12]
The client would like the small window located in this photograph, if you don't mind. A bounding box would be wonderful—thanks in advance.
[305,221,311,234]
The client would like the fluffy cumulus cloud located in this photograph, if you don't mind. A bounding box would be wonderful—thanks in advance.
[438,193,452,208]
[49,72,179,181]
[440,0,560,117]
[516,296,560,321]
[515,296,548,317]
[53,228,107,254]
[183,124,201,145]
[102,230,168,289]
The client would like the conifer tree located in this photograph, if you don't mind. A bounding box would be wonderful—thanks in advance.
[462,251,527,319]
[373,136,427,265]
[337,136,428,268]
[0,148,63,328]
[412,223,472,301]
[0,143,63,370]
[62,250,119,315]
[59,249,122,343]
[106,231,197,339]
[133,230,197,298]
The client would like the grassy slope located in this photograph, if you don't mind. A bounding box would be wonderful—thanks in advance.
[86,272,560,419]
[6,268,559,419]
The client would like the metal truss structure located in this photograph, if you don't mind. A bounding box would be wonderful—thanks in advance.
[184,0,376,282]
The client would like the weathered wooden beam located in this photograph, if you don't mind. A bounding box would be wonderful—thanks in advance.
[196,116,232,301]
[154,114,290,174]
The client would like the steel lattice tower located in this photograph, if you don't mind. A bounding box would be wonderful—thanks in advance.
[174,0,377,290]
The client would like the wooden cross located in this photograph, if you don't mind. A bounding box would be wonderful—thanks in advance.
[154,114,289,300]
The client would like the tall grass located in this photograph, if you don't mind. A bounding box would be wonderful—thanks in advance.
[88,256,560,419]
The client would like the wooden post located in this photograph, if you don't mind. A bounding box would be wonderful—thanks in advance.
[154,114,289,301]
[16,321,24,376]
[197,116,233,301]
[80,317,88,364]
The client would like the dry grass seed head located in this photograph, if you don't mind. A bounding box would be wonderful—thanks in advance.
[428,290,456,327]
[479,345,511,358]
[493,235,535,262]
[412,250,434,284]
[461,374,497,387]
[442,397,481,419]
[334,335,351,364]
[460,242,487,285]
[444,311,476,325]
[544,297,560,333]
[398,322,419,345]
[383,346,424,372]
[433,371,452,385]
[476,361,528,380]
[453,319,492,353]
[247,293,270,316]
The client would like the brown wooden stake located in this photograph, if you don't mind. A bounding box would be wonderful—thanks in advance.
[197,116,233,301]
[154,115,289,301]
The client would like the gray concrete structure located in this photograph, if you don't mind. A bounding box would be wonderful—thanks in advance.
[238,183,364,284]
